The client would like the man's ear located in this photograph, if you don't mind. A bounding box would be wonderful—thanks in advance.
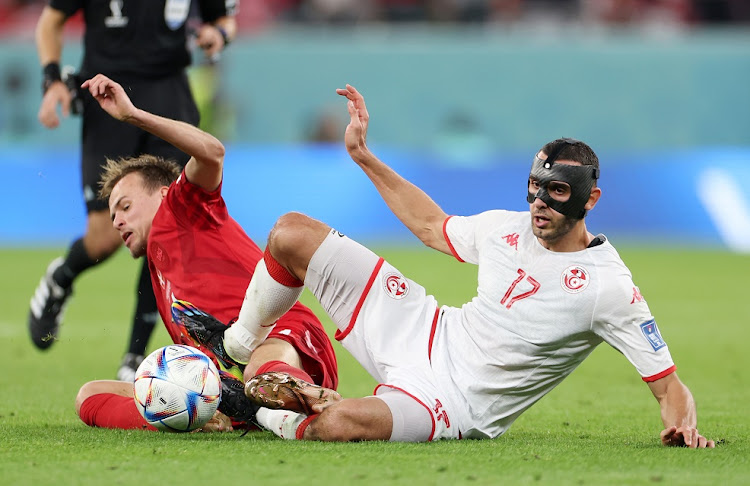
[585,187,602,211]
[160,186,169,200]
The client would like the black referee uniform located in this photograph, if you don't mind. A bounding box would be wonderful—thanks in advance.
[49,0,234,210]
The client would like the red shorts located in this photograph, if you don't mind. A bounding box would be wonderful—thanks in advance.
[269,307,338,390]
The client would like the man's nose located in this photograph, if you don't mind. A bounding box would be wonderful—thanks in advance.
[531,194,547,209]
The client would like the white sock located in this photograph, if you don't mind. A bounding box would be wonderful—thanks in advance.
[224,259,304,363]
[256,408,308,440]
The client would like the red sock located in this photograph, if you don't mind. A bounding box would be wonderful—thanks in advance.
[264,248,303,287]
[78,394,157,431]
[296,414,318,440]
[255,360,314,383]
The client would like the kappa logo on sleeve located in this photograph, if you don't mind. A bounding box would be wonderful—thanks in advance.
[640,320,666,351]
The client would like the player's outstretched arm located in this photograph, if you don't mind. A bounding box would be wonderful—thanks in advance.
[336,84,451,254]
[82,74,224,192]
[647,372,715,448]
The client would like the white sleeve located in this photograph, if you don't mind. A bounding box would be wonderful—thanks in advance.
[443,210,514,264]
[592,264,675,381]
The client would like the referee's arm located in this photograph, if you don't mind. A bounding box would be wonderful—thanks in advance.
[36,6,70,128]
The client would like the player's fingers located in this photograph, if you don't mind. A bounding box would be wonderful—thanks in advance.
[39,109,59,128]
[87,77,103,96]
[346,84,360,97]
[707,439,715,448]
[682,427,698,449]
[666,427,683,446]
[697,435,708,448]
[346,87,369,121]
[660,426,676,442]
[87,74,104,92]
[347,100,358,119]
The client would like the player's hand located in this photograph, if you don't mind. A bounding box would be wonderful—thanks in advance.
[660,425,715,448]
[193,411,234,433]
[81,74,137,122]
[336,84,370,160]
[196,24,224,59]
[38,81,71,129]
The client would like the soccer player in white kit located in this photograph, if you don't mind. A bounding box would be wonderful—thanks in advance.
[173,85,714,447]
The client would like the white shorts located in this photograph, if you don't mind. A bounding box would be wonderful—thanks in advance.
[304,230,460,441]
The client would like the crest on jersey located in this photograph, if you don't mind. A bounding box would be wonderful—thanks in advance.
[151,241,170,268]
[383,273,409,300]
[560,265,589,294]
[164,0,190,30]
[640,320,666,351]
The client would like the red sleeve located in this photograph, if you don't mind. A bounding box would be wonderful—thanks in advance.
[166,170,227,228]
[442,216,464,263]
[642,365,676,382]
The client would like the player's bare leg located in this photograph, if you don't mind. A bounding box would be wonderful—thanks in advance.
[75,380,133,416]
[265,211,330,282]
[216,212,330,363]
[244,338,303,378]
[303,398,392,441]
[83,210,122,260]
[29,209,121,349]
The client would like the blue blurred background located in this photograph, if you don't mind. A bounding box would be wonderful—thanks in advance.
[1,0,749,250]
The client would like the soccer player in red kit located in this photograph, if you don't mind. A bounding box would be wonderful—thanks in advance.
[74,74,338,432]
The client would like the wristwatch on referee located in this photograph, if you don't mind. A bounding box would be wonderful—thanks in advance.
[215,25,231,47]
[42,62,62,94]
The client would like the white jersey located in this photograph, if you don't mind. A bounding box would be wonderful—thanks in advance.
[434,210,675,439]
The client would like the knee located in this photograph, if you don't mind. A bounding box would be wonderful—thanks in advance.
[267,212,327,262]
[75,382,98,417]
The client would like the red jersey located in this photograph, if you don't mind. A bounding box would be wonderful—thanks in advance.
[147,171,337,389]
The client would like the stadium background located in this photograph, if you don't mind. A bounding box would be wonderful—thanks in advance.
[1,2,748,483]
[1,0,749,252]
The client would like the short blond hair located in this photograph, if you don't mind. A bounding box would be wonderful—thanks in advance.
[99,155,182,200]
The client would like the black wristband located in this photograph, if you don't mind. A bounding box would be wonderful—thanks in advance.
[216,25,231,47]
[42,62,62,94]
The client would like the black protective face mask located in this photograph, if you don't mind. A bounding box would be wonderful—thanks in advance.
[526,141,599,220]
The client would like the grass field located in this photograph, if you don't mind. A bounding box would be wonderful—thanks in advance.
[1,246,748,485]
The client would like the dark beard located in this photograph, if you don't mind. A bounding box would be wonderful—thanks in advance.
[532,214,579,244]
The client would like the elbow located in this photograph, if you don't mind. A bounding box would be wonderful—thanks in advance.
[207,139,225,168]
[417,230,441,249]
[213,140,226,161]
[415,221,447,250]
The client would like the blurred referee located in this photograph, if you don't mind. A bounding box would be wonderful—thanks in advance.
[29,0,237,381]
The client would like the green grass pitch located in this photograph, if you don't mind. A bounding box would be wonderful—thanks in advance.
[1,246,747,485]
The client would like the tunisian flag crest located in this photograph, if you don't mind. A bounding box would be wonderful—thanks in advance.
[560,265,590,294]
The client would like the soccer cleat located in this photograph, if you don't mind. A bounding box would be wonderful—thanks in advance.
[28,257,72,350]
[116,353,144,382]
[170,300,246,372]
[245,371,342,416]
[218,371,260,424]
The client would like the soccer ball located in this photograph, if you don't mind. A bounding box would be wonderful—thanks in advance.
[133,345,221,432]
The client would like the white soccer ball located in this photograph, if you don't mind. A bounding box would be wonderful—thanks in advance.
[133,344,221,432]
